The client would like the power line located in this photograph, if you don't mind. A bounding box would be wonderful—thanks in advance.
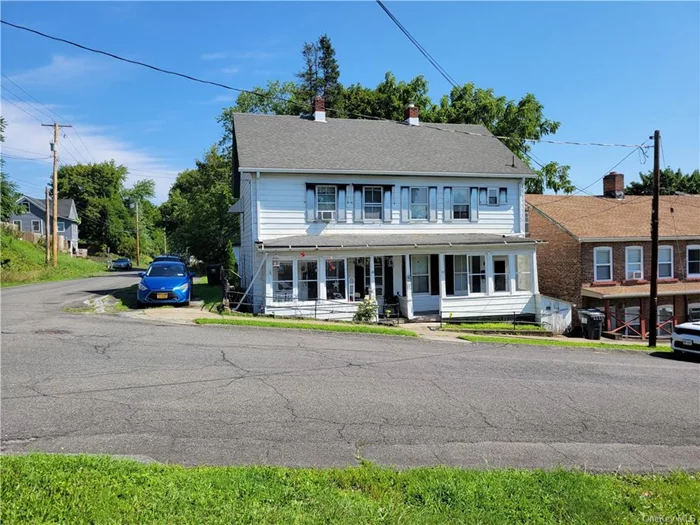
[2,153,52,161]
[1,95,43,123]
[1,82,55,121]
[375,0,459,88]
[1,18,649,150]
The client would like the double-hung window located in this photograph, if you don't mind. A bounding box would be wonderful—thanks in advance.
[625,246,643,280]
[316,186,337,220]
[363,186,383,220]
[468,255,486,294]
[688,246,700,278]
[594,247,613,282]
[409,187,428,220]
[325,259,346,300]
[487,188,499,206]
[452,188,470,220]
[411,255,430,294]
[515,254,532,292]
[454,255,468,295]
[31,220,41,233]
[658,246,673,279]
[298,260,318,301]
[493,255,510,292]
[57,221,66,233]
[272,259,294,303]
[12,220,21,230]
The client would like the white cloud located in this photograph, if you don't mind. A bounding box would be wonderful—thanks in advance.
[201,50,281,61]
[201,51,229,61]
[221,66,240,74]
[8,55,111,87]
[1,102,183,203]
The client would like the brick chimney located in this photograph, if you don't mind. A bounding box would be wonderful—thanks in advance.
[603,172,625,199]
[312,96,326,122]
[404,103,419,126]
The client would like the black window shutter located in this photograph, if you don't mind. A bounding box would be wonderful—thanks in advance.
[430,254,439,296]
[445,255,454,296]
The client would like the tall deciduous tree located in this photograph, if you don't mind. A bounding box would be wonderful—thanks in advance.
[160,146,238,263]
[625,167,700,195]
[0,117,21,221]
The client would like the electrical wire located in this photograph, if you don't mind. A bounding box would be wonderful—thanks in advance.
[375,0,459,88]
[1,82,55,121]
[1,95,43,123]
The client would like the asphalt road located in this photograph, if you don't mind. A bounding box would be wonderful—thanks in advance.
[2,274,699,472]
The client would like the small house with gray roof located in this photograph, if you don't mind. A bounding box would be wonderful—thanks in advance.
[229,97,542,321]
[10,195,80,253]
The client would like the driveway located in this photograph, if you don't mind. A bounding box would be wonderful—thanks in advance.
[1,275,699,471]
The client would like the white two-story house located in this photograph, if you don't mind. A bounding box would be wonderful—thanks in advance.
[229,97,541,321]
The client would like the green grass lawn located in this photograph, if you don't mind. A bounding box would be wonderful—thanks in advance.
[1,454,698,524]
[191,276,222,311]
[460,334,672,352]
[195,317,418,337]
[444,322,547,332]
[0,231,107,287]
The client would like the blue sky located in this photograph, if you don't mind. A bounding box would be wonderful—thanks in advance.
[2,1,698,202]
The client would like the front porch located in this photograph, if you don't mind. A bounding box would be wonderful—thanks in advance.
[256,234,541,322]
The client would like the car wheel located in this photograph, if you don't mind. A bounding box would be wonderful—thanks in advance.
[136,300,144,309]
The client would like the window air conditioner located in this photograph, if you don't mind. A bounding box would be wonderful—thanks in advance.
[318,210,336,222]
[630,271,643,280]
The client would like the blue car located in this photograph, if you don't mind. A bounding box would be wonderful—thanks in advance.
[136,261,193,308]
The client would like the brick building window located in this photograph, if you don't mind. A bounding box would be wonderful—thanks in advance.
[658,246,673,279]
[594,247,613,282]
[688,246,700,278]
[625,246,643,280]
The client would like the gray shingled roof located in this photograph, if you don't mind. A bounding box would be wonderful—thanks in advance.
[260,233,537,250]
[233,114,534,176]
[22,196,76,220]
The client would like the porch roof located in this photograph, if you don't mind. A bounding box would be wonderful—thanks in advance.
[258,233,538,251]
[582,281,700,299]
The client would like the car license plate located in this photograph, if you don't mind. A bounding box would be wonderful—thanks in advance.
[156,293,168,299]
[683,339,693,346]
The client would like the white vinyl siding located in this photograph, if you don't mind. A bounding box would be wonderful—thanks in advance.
[594,247,613,282]
[688,246,700,278]
[658,246,673,279]
[625,246,643,280]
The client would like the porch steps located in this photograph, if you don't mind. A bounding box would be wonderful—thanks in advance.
[410,312,441,323]
[602,331,623,340]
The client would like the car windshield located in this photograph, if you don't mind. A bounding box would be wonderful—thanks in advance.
[115,258,129,263]
[146,264,186,277]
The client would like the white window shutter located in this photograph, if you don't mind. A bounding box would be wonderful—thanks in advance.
[401,187,409,222]
[429,187,438,222]
[338,187,346,222]
[354,188,362,222]
[383,188,392,223]
[306,187,315,222]
[470,188,479,222]
[443,187,452,222]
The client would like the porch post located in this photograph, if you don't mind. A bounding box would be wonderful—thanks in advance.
[438,253,446,318]
[264,256,273,309]
[486,253,494,295]
[369,255,377,299]
[318,257,327,301]
[531,250,539,294]
[508,253,516,295]
[640,296,646,340]
[604,299,610,331]
[392,256,403,297]
[404,254,414,319]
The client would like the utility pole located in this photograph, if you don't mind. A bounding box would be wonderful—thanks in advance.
[163,229,167,254]
[135,200,141,267]
[42,122,71,267]
[45,186,51,265]
[649,130,660,348]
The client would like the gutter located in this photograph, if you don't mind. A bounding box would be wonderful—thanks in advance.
[255,239,545,252]
[238,167,537,179]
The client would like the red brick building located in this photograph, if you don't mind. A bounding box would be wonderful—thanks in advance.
[526,172,700,338]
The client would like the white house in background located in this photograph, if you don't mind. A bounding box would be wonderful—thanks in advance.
[229,97,542,321]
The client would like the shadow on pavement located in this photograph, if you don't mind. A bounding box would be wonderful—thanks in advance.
[650,351,700,363]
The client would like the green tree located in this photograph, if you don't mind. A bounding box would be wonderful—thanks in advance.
[296,34,342,112]
[160,146,239,263]
[0,117,21,221]
[625,167,700,195]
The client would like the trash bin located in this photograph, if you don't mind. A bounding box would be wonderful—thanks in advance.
[578,308,605,340]
[206,264,223,286]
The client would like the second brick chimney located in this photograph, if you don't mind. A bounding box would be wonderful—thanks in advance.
[313,96,326,122]
[603,172,625,199]
[404,103,419,126]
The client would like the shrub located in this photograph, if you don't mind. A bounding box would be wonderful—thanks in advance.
[353,295,378,323]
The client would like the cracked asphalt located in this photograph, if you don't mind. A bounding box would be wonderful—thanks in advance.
[2,274,699,471]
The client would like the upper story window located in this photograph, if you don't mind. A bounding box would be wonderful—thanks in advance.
[688,246,700,278]
[488,188,499,205]
[18,202,29,214]
[452,188,470,220]
[594,247,613,282]
[658,246,673,279]
[625,246,643,280]
[478,187,507,207]
[57,221,66,233]
[363,186,383,221]
[410,187,428,220]
[316,185,337,221]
